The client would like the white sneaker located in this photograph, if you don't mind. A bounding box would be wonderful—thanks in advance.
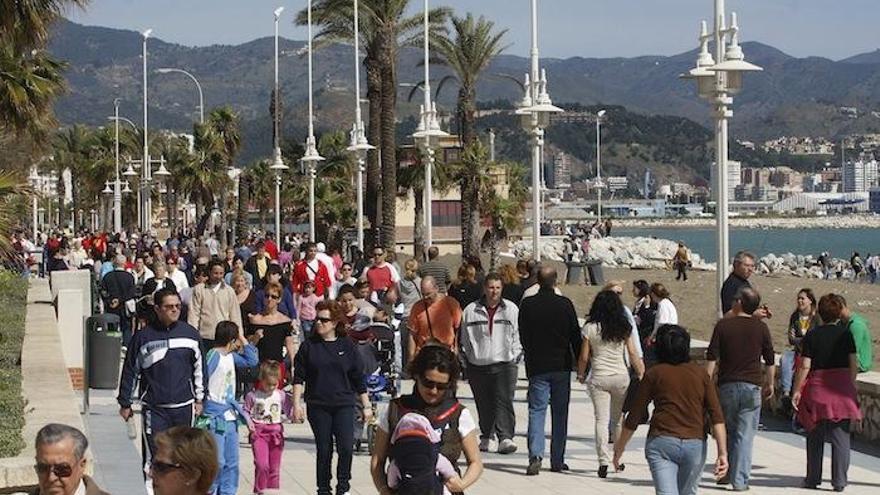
[497,438,518,454]
[479,438,492,452]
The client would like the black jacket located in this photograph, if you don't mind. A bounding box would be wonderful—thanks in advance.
[518,288,582,377]
[101,269,136,314]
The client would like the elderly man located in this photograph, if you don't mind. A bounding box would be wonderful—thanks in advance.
[407,275,462,357]
[721,251,770,319]
[32,424,109,495]
[102,254,136,347]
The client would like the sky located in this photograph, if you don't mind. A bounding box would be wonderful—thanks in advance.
[67,0,880,60]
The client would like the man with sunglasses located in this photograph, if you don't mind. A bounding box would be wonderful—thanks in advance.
[32,424,109,495]
[118,288,205,488]
[361,246,400,297]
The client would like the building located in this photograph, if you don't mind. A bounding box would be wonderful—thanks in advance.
[842,159,879,193]
[551,152,571,190]
[606,176,628,192]
[709,160,741,199]
[870,188,880,214]
[772,192,869,214]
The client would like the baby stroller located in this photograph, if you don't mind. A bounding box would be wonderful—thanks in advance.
[351,321,400,453]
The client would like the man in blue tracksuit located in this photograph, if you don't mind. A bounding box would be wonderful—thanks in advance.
[117,287,205,487]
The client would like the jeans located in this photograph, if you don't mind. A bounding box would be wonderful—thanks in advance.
[300,319,315,338]
[780,351,796,394]
[307,404,355,495]
[527,371,571,466]
[468,361,518,441]
[645,436,707,495]
[588,373,630,466]
[210,420,240,495]
[719,382,761,490]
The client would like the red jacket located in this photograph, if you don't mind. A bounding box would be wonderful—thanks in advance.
[291,259,332,297]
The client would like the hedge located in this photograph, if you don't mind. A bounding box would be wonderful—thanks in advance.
[0,271,27,457]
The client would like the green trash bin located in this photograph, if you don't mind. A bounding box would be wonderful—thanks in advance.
[86,314,122,389]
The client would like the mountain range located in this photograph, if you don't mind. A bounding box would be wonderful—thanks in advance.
[48,19,880,168]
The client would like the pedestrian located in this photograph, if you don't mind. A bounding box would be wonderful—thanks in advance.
[418,246,452,293]
[292,300,372,495]
[792,294,862,492]
[200,321,258,495]
[614,324,728,495]
[407,276,463,357]
[577,290,645,478]
[150,426,218,495]
[101,253,137,347]
[249,282,298,386]
[397,259,423,372]
[254,264,297,319]
[244,241,271,291]
[499,264,525,304]
[329,262,358,300]
[840,294,873,372]
[650,283,678,336]
[705,286,776,491]
[518,266,582,475]
[361,245,400,298]
[188,259,243,352]
[118,288,205,488]
[32,424,110,495]
[449,264,483,311]
[721,251,757,315]
[371,345,484,494]
[223,256,253,288]
[672,241,690,281]
[295,281,320,338]
[244,361,291,495]
[850,252,864,282]
[460,273,522,455]
[631,280,656,344]
[780,289,819,413]
[166,256,190,292]
[292,242,332,298]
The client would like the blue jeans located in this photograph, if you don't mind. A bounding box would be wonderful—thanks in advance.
[780,351,796,394]
[527,371,571,466]
[300,319,315,338]
[210,420,240,495]
[719,382,761,490]
[645,436,707,495]
[307,405,355,495]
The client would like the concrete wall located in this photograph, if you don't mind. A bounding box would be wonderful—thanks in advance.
[49,271,90,388]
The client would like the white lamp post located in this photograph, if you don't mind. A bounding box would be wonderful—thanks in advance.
[156,68,205,124]
[515,0,562,261]
[346,0,375,252]
[270,6,289,243]
[302,0,326,243]
[681,1,762,316]
[112,99,123,234]
[28,167,40,236]
[141,28,152,232]
[596,109,606,223]
[412,0,449,250]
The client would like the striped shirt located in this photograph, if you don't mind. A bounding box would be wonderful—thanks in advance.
[418,260,451,293]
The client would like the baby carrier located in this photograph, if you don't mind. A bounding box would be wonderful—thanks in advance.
[389,435,444,495]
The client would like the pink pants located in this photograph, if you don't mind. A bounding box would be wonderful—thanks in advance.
[251,423,284,492]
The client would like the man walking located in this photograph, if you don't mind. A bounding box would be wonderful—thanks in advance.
[361,246,401,297]
[706,286,776,491]
[118,288,205,488]
[292,242,332,298]
[417,246,451,293]
[461,273,522,455]
[518,266,582,475]
[188,259,243,351]
[32,424,110,495]
[407,276,462,357]
[101,254,136,347]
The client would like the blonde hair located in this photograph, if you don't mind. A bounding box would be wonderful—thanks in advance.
[498,264,519,285]
[404,258,419,280]
[258,360,282,387]
[602,280,626,292]
[154,426,218,493]
[456,263,477,285]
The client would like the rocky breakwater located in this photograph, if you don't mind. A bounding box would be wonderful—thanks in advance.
[512,236,715,271]
[757,252,856,279]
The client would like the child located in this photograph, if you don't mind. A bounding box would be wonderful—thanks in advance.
[201,321,259,495]
[387,412,461,495]
[295,281,320,338]
[244,361,291,495]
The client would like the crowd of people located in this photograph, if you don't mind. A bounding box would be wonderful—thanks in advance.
[16,225,877,495]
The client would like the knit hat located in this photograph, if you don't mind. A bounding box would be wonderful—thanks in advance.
[391,413,440,444]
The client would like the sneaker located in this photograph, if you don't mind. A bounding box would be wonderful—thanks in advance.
[526,457,542,476]
[479,438,492,452]
[550,463,569,473]
[598,465,608,478]
[497,438,517,454]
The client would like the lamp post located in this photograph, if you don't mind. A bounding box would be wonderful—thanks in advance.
[141,29,152,232]
[156,68,205,124]
[28,167,40,236]
[596,109,606,223]
[111,99,123,234]
[681,0,762,316]
[412,0,449,250]
[515,0,562,261]
[302,0,325,243]
[346,0,375,252]
[269,7,289,244]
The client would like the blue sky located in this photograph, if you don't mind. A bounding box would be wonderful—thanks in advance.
[68,0,880,60]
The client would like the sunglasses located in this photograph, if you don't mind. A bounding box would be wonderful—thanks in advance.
[316,316,334,323]
[266,293,281,300]
[418,376,451,391]
[150,460,183,475]
[34,463,73,478]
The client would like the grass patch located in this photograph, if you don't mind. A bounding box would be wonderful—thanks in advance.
[0,271,27,457]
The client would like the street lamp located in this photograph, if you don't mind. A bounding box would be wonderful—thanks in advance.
[142,28,152,232]
[515,0,563,261]
[110,99,123,234]
[156,68,205,124]
[269,6,289,244]
[412,0,449,250]
[596,109,606,223]
[28,167,40,236]
[681,1,762,316]
[303,0,325,243]
[347,0,375,252]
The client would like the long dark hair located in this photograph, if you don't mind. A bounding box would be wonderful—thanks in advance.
[587,290,631,343]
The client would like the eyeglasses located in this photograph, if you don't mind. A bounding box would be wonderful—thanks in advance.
[266,293,281,300]
[149,460,182,475]
[34,463,73,478]
[418,376,451,391]
[316,316,334,324]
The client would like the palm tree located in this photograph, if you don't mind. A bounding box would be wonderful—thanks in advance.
[52,125,95,228]
[0,45,67,142]
[244,160,274,232]
[0,171,28,255]
[205,107,241,245]
[0,0,89,48]
[397,146,457,259]
[298,0,449,250]
[432,13,508,259]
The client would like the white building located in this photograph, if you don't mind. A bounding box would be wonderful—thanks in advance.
[709,160,741,200]
[552,152,571,190]
[842,159,879,193]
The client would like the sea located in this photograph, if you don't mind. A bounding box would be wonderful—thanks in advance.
[614,227,880,263]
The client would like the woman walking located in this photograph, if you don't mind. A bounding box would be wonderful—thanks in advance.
[578,291,645,478]
[249,282,298,385]
[449,264,482,311]
[613,324,728,495]
[292,300,372,495]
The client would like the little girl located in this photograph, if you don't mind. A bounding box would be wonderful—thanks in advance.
[295,281,320,337]
[244,361,291,495]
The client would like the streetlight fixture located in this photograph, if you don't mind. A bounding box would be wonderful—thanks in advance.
[347,0,375,252]
[269,6,289,244]
[156,68,205,124]
[28,167,40,236]
[515,0,563,261]
[110,99,124,234]
[141,28,152,231]
[595,109,606,223]
[303,0,325,243]
[411,0,449,250]
[681,1,762,316]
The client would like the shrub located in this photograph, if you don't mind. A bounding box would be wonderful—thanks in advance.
[0,271,27,457]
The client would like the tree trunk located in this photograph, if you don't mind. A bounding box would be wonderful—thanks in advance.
[236,175,249,243]
[379,34,398,251]
[413,186,425,260]
[458,88,481,259]
[365,54,382,244]
[489,228,499,272]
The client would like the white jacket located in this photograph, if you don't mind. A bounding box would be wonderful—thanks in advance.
[461,298,522,366]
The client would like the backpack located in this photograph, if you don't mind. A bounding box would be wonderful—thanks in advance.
[390,436,444,495]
